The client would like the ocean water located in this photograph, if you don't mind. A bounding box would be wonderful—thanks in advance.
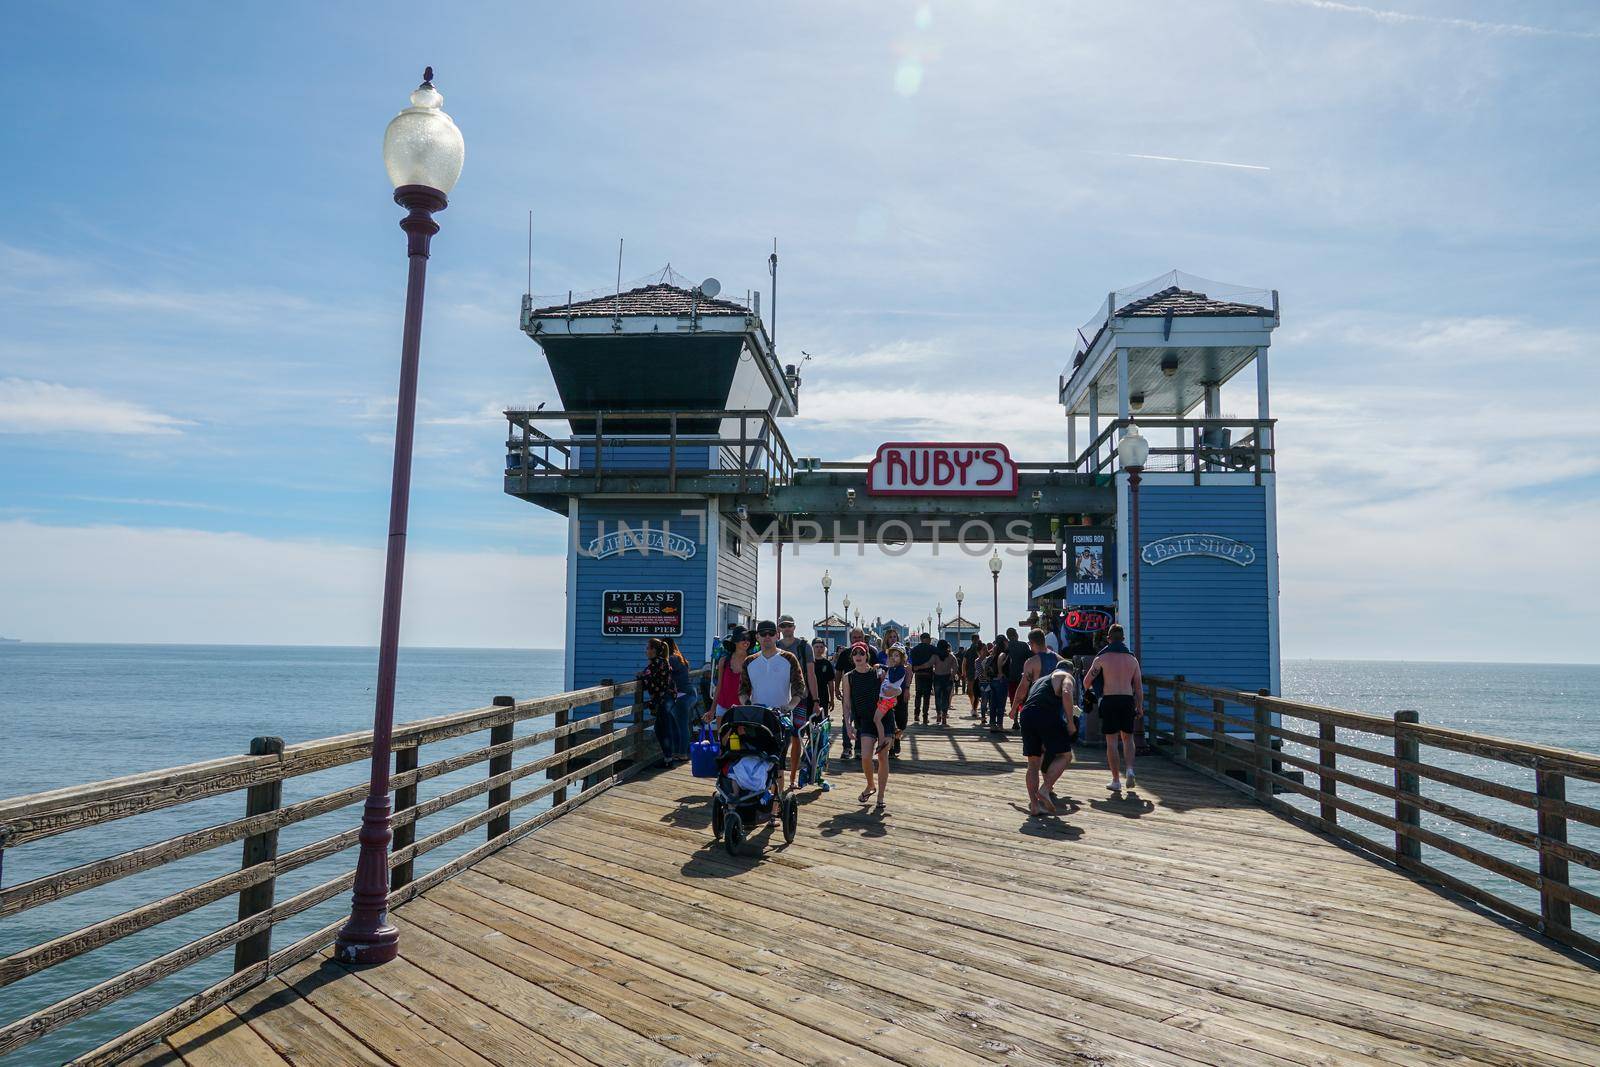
[1,646,1596,1064]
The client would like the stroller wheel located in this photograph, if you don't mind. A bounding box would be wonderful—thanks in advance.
[781,795,798,844]
[711,795,725,839]
[723,812,745,857]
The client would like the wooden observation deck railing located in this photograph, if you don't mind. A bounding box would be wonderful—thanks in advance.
[1074,417,1276,483]
[1142,676,1600,961]
[0,674,696,1064]
[504,407,795,496]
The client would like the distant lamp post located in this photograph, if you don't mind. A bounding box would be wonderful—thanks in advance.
[1117,424,1151,659]
[821,569,833,632]
[336,68,464,967]
[988,550,1003,638]
[936,601,943,635]
[955,585,964,633]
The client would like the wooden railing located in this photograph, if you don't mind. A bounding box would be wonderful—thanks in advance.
[0,674,692,1064]
[504,408,795,495]
[1142,676,1600,961]
[1073,417,1275,483]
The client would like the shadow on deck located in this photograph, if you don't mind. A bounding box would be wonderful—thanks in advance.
[131,726,1600,1067]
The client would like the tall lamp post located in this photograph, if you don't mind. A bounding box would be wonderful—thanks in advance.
[336,69,464,966]
[988,550,1002,639]
[821,569,833,634]
[1117,424,1150,659]
[936,601,943,636]
[955,585,964,634]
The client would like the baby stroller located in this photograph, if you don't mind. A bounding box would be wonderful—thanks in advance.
[710,706,798,856]
[795,705,832,793]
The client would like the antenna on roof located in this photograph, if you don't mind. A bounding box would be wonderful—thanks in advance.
[519,210,534,330]
[768,239,779,351]
[614,238,624,322]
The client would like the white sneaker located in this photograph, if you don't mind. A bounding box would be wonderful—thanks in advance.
[1124,772,1137,789]
[1107,778,1122,792]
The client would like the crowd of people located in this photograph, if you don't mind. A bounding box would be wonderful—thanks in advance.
[639,611,1144,820]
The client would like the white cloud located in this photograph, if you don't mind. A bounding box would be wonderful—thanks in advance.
[0,378,191,436]
[0,521,567,648]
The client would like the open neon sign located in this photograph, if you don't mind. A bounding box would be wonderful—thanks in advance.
[1064,608,1113,633]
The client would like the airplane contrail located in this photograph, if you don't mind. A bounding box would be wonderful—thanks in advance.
[1266,0,1600,41]
[1091,151,1271,172]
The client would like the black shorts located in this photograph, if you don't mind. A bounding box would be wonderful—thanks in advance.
[1019,707,1076,761]
[853,717,889,748]
[1100,694,1138,735]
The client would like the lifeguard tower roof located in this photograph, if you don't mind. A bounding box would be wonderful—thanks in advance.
[520,267,797,432]
[1061,270,1278,418]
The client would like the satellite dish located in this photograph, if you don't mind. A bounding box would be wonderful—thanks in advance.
[698,277,721,299]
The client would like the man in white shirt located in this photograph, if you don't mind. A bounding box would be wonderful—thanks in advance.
[742,619,803,787]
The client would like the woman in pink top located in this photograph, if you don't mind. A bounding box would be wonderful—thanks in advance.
[708,627,752,721]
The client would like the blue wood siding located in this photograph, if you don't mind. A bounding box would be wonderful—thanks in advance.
[571,502,711,716]
[1136,485,1273,696]
[715,514,757,637]
[574,444,715,471]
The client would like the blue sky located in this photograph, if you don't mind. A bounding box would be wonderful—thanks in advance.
[2,1,1597,660]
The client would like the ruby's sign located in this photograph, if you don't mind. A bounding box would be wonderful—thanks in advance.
[867,442,1019,496]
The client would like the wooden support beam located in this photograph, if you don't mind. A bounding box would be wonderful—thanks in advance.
[232,737,283,973]
[488,696,516,839]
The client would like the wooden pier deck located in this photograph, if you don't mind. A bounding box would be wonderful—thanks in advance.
[126,726,1599,1067]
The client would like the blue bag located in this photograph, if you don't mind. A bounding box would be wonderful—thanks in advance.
[689,722,721,778]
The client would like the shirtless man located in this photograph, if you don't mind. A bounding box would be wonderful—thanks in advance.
[1012,628,1060,724]
[1083,624,1143,791]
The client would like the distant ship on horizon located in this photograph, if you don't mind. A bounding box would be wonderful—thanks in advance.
[0,636,20,643]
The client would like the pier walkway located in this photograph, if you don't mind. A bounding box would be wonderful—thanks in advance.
[129,727,1600,1067]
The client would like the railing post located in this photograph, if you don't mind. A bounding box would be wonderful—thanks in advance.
[233,736,284,973]
[551,706,570,806]
[0,825,12,892]
[488,696,515,839]
[1536,765,1572,933]
[1319,720,1338,826]
[593,411,605,491]
[668,412,678,492]
[389,744,419,892]
[1393,710,1421,866]
[1211,698,1224,775]
[1172,676,1187,762]
[1254,690,1271,803]
[1143,681,1156,752]
[588,679,616,793]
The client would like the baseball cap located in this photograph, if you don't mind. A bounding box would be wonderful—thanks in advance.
[755,619,778,636]
[777,613,796,626]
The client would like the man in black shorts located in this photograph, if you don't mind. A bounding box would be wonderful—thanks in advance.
[1084,624,1143,791]
[1016,666,1078,817]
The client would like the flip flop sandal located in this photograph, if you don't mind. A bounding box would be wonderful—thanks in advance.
[858,787,875,803]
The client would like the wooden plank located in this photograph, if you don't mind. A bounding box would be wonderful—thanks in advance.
[165,1004,292,1067]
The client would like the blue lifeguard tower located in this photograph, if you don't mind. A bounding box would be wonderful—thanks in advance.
[507,271,798,688]
[1057,271,1282,696]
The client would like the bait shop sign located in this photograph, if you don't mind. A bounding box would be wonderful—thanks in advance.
[866,442,1019,496]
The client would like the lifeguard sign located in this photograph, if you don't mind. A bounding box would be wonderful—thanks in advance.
[867,442,1019,496]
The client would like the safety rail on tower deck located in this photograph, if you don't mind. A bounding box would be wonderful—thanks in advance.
[1072,418,1276,483]
[0,671,704,1065]
[505,408,795,497]
[1141,675,1600,963]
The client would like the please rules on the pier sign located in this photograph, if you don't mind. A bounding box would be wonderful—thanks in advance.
[601,590,684,636]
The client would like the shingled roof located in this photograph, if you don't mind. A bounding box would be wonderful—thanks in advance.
[1115,286,1271,317]
[530,283,749,319]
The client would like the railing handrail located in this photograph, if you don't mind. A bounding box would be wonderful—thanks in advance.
[1141,673,1600,964]
[1145,675,1600,780]
[0,671,705,1063]
[0,679,643,846]
[1072,416,1276,475]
